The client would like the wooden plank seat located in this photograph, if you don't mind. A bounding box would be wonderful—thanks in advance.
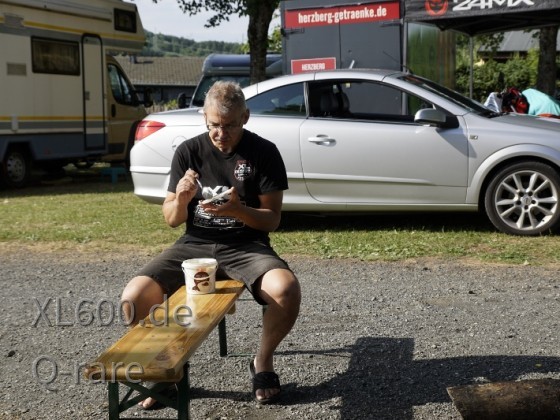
[84,279,245,420]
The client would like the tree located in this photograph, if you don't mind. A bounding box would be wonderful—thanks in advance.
[537,25,559,96]
[155,0,279,84]
[246,0,278,83]
[455,29,559,101]
[267,25,282,53]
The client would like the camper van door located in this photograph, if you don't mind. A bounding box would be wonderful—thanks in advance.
[104,56,147,161]
[82,35,106,151]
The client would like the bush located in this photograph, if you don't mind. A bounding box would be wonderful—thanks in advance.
[456,53,538,103]
[501,53,535,89]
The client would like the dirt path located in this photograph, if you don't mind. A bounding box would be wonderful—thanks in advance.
[1,248,559,419]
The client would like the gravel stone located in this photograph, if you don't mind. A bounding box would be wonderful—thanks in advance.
[1,247,559,419]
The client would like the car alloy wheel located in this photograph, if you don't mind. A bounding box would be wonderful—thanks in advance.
[485,161,560,235]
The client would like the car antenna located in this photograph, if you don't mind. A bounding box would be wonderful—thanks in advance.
[382,51,414,74]
[401,64,414,74]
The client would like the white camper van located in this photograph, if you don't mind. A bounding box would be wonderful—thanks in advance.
[0,0,152,187]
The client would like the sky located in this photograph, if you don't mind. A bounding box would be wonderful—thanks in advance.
[125,0,251,43]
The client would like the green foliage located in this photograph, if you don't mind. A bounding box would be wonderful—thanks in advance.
[240,24,282,54]
[140,30,243,57]
[501,53,535,88]
[456,33,504,67]
[2,177,560,265]
[456,59,502,102]
[455,33,539,102]
[267,25,282,53]
[173,0,249,26]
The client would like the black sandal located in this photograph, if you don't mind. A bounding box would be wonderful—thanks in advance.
[138,383,178,411]
[249,360,281,404]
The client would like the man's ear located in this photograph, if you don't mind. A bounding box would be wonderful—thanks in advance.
[243,109,250,124]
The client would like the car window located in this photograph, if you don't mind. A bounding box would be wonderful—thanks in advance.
[400,74,488,113]
[246,83,306,116]
[308,80,433,123]
[191,75,252,108]
[108,63,137,105]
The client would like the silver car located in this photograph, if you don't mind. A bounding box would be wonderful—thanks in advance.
[130,69,560,236]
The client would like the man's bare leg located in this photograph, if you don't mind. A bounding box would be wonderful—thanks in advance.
[253,268,301,402]
[121,275,166,409]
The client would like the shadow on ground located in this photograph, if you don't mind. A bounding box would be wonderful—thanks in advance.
[3,164,494,233]
[2,163,134,197]
[279,211,494,234]
[189,337,560,419]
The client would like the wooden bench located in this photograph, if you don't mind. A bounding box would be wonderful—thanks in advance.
[84,279,245,420]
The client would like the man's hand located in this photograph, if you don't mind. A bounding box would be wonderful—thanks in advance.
[199,187,240,215]
[199,188,284,233]
[175,169,200,206]
[163,169,199,228]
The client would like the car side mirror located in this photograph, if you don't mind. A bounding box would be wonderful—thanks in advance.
[414,108,447,127]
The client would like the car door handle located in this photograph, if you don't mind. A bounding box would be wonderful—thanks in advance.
[308,135,336,145]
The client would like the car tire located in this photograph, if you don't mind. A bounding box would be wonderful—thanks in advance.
[1,147,32,188]
[484,161,560,235]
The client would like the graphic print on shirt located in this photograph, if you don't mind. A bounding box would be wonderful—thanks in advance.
[193,185,245,229]
[234,160,253,181]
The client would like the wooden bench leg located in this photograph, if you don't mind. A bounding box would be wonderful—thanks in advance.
[108,382,120,420]
[105,377,191,419]
[176,362,191,420]
[219,304,242,357]
[218,317,228,357]
[107,382,136,419]
[218,303,266,358]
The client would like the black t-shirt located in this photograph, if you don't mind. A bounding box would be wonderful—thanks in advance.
[168,129,288,244]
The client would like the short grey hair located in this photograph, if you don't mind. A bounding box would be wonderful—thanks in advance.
[203,81,247,115]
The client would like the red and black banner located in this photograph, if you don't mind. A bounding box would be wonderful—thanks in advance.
[284,1,400,29]
[404,0,560,35]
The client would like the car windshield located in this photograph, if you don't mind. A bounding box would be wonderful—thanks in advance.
[398,74,492,115]
[190,75,251,107]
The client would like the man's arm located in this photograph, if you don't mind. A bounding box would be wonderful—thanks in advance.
[163,169,199,228]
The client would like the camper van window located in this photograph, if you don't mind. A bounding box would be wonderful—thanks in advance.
[114,8,137,33]
[108,63,136,105]
[31,38,80,75]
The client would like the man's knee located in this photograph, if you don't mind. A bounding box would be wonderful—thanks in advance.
[121,276,165,325]
[260,269,301,308]
[283,274,301,306]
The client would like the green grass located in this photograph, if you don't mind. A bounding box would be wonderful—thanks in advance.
[2,176,560,265]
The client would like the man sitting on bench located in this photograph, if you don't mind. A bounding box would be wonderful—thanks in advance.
[121,81,301,407]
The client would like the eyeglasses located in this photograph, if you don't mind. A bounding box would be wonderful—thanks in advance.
[206,122,243,133]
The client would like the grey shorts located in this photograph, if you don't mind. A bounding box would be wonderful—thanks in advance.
[136,241,291,305]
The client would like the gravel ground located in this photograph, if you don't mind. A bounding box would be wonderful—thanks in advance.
[1,246,560,420]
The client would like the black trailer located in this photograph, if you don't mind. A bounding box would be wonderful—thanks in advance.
[188,53,282,108]
[280,0,456,87]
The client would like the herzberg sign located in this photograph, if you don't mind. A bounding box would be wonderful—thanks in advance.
[283,1,400,28]
[283,1,401,74]
[404,0,560,35]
